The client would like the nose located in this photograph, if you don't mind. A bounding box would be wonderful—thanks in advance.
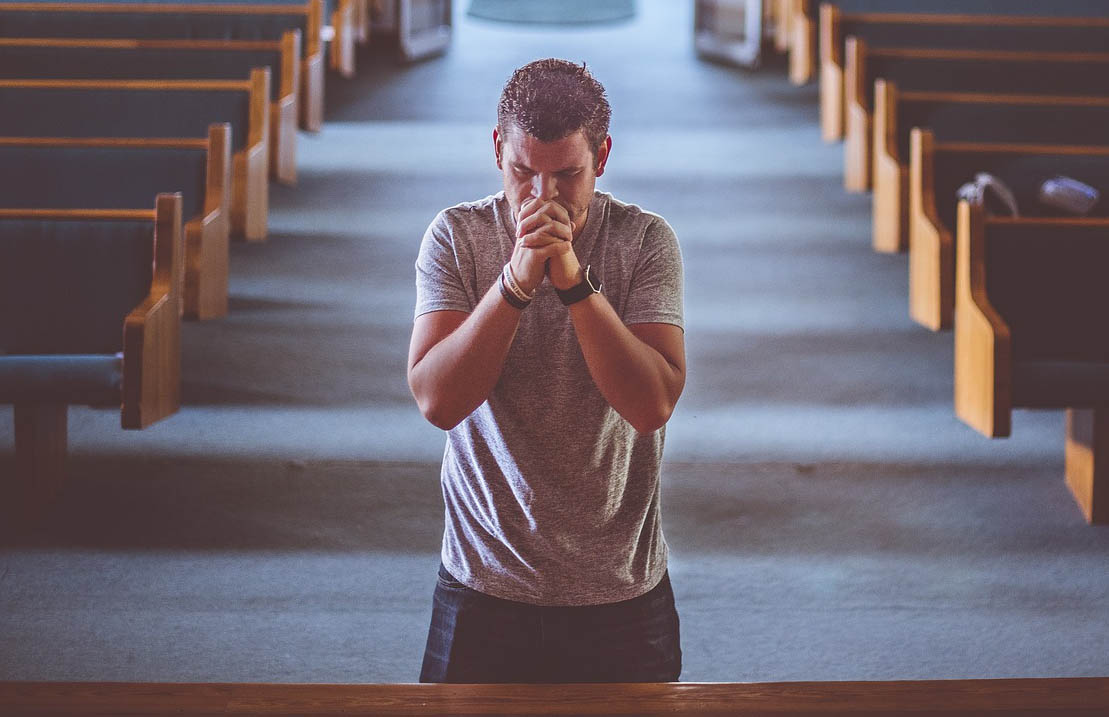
[531,173,558,201]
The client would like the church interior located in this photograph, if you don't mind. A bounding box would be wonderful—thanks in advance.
[1,0,1108,713]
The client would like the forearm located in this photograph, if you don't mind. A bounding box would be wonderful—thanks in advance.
[408,283,522,430]
[568,295,684,433]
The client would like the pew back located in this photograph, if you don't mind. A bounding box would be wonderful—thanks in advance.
[908,129,1109,331]
[870,81,1109,253]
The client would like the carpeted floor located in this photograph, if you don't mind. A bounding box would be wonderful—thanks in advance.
[468,0,635,25]
[1,0,1107,684]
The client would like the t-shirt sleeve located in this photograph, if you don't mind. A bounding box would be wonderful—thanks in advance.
[622,216,684,330]
[415,211,474,318]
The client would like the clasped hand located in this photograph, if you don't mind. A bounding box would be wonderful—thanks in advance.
[510,198,581,295]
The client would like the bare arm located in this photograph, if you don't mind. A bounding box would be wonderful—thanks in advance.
[406,286,521,431]
[407,204,570,431]
[569,297,686,433]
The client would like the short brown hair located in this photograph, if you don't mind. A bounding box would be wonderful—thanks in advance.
[497,58,611,161]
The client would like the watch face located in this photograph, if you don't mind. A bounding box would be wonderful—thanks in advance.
[586,265,602,293]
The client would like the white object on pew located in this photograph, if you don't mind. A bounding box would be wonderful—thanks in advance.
[1040,176,1100,216]
[956,173,1019,218]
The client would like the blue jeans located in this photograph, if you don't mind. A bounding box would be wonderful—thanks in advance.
[419,564,682,683]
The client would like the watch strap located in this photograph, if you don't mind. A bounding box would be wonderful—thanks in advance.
[556,265,602,306]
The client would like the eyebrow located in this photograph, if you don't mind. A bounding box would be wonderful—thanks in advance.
[512,161,585,173]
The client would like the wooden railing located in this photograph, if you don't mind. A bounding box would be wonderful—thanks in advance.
[1,678,1107,715]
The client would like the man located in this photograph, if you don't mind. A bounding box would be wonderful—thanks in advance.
[407,58,686,683]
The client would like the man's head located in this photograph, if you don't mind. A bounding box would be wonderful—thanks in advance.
[494,59,613,234]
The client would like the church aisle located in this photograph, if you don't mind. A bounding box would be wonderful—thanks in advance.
[2,0,1107,684]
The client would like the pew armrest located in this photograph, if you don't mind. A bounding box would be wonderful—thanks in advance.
[908,128,953,330]
[953,200,1012,438]
[122,194,182,429]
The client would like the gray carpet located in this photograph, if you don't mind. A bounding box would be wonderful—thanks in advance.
[1,0,1107,684]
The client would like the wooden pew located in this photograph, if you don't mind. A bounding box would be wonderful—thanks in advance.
[0,0,326,131]
[795,0,1109,86]
[871,80,1109,254]
[954,200,1109,524]
[0,127,231,320]
[788,0,815,84]
[0,33,299,185]
[908,129,1109,332]
[0,195,182,524]
[0,70,270,241]
[844,41,1109,193]
[821,7,1109,142]
[1,678,1108,715]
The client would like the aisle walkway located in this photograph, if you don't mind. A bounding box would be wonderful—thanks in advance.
[2,1,1107,684]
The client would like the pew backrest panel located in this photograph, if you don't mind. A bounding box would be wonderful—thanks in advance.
[0,194,182,427]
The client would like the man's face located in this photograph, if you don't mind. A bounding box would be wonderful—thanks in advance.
[494,124,611,237]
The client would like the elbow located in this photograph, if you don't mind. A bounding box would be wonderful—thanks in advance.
[409,374,463,431]
[415,394,463,432]
[628,399,677,434]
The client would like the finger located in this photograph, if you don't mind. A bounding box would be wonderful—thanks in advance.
[516,200,571,236]
[518,216,573,243]
[518,227,572,247]
[516,197,542,225]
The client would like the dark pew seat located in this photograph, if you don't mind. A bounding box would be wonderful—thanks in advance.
[0,71,269,240]
[0,195,182,523]
[0,127,231,319]
[0,0,327,130]
[844,42,1109,192]
[871,81,1109,253]
[954,201,1109,524]
[0,33,299,183]
[908,129,1109,331]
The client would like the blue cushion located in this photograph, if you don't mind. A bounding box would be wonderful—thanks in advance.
[0,354,122,406]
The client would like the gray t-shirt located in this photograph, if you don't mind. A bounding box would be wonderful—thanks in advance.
[414,190,684,606]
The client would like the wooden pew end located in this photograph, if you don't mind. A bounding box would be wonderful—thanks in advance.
[1066,408,1108,524]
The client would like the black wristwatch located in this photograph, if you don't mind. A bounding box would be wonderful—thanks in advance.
[556,264,602,306]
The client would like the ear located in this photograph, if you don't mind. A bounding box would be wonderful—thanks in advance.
[595,135,612,177]
[493,127,503,170]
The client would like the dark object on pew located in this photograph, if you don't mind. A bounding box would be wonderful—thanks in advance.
[0,0,328,131]
[954,200,1109,524]
[820,5,1109,139]
[789,0,1109,85]
[0,195,182,525]
[0,32,300,184]
[909,130,1109,331]
[0,71,270,240]
[845,41,1109,193]
[872,81,1109,254]
[0,126,231,320]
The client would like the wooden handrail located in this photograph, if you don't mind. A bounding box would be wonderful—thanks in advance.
[0,2,314,13]
[841,11,1109,28]
[0,78,251,91]
[870,47,1109,62]
[0,136,208,148]
[2,678,1108,715]
[0,208,154,220]
[0,37,283,50]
